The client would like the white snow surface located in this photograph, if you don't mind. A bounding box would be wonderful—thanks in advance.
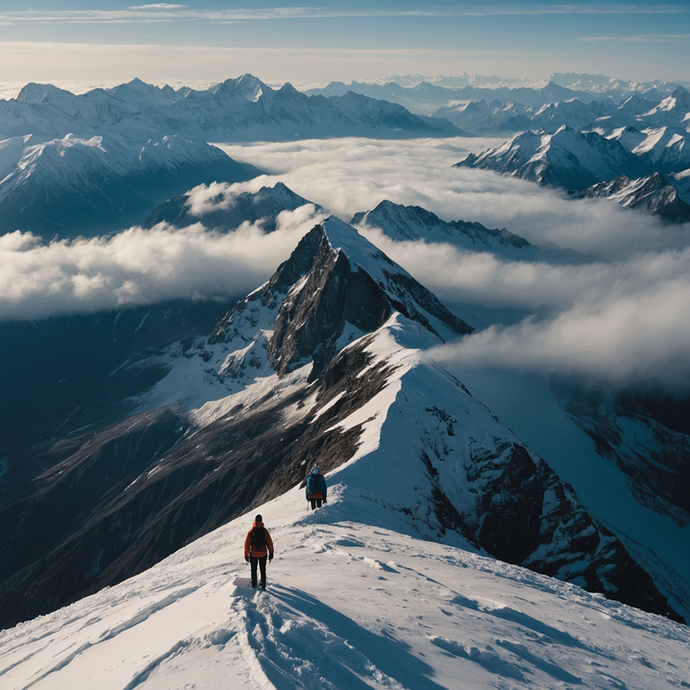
[2,475,689,689]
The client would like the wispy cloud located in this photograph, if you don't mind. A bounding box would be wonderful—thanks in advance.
[128,4,187,8]
[431,269,690,391]
[582,33,690,43]
[0,4,687,26]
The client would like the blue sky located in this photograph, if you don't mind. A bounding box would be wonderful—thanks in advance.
[0,2,687,87]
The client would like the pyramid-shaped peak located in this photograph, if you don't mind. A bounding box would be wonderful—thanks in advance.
[108,77,158,96]
[277,82,300,96]
[219,74,269,101]
[213,218,471,377]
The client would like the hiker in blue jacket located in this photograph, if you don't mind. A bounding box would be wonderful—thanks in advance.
[306,465,327,510]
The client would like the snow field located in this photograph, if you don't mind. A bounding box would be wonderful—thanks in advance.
[2,482,690,690]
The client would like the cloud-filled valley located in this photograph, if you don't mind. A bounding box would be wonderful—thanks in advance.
[2,135,689,392]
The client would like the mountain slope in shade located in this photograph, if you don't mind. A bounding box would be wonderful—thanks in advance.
[0,133,261,236]
[0,218,681,632]
[563,390,690,530]
[0,297,241,455]
[1,470,689,690]
[456,126,651,190]
[351,199,534,258]
[144,181,320,232]
[570,172,690,223]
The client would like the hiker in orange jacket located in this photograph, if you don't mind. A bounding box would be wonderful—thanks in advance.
[244,514,274,590]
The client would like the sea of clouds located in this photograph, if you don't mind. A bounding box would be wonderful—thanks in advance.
[2,136,689,391]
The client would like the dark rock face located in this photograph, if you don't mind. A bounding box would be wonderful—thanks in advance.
[268,249,389,377]
[419,409,684,623]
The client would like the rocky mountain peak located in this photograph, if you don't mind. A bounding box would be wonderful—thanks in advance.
[211,218,472,378]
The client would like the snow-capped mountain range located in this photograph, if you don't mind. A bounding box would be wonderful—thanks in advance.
[445,82,690,221]
[306,74,689,118]
[0,74,460,236]
[457,121,690,221]
[433,87,690,137]
[0,75,455,144]
[1,216,684,636]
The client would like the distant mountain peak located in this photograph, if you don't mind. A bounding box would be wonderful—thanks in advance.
[351,199,532,254]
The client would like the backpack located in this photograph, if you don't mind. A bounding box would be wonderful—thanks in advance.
[250,526,266,552]
[307,473,324,497]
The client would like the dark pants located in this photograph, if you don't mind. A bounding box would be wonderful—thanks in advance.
[250,555,267,589]
[310,498,323,510]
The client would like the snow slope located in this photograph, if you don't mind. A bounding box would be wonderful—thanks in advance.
[607,126,690,175]
[2,480,689,690]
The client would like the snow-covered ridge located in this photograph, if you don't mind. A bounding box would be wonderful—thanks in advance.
[2,471,689,690]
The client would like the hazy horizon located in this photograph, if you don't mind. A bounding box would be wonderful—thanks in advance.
[0,1,688,90]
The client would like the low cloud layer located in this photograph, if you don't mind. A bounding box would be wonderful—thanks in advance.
[432,274,690,391]
[0,206,320,321]
[362,230,690,313]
